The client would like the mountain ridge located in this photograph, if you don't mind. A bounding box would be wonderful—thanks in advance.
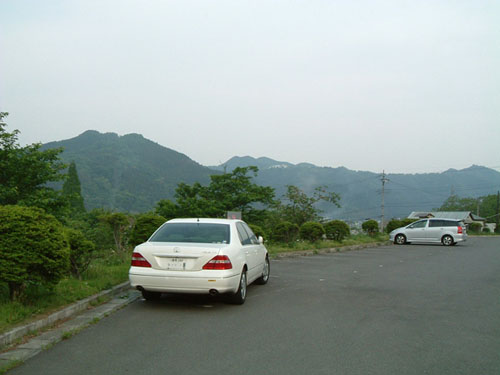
[42,131,500,220]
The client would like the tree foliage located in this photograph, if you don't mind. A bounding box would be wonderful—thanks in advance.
[278,185,340,226]
[0,113,68,218]
[129,213,166,247]
[271,221,300,243]
[324,220,350,242]
[385,218,416,233]
[299,222,325,242]
[159,166,276,220]
[62,161,85,216]
[0,205,70,300]
[362,220,379,236]
[99,212,132,252]
[65,228,96,279]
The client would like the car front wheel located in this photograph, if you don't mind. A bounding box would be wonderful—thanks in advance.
[255,257,270,285]
[395,234,406,245]
[442,235,454,246]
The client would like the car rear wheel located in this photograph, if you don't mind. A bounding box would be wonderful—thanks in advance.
[255,257,270,285]
[395,234,406,245]
[228,270,247,305]
[442,235,454,246]
[141,290,161,301]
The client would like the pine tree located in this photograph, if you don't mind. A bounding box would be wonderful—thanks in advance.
[62,161,86,215]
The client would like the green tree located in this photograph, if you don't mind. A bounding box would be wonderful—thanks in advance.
[129,213,166,247]
[271,221,300,243]
[0,205,70,300]
[62,161,85,216]
[438,195,477,212]
[362,220,379,236]
[99,212,132,252]
[299,221,325,242]
[278,185,340,226]
[65,228,96,279]
[174,166,276,219]
[155,199,180,220]
[0,113,68,217]
[324,220,350,242]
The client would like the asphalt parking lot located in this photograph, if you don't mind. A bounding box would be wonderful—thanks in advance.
[8,237,500,375]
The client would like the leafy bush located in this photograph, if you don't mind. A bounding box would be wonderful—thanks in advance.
[66,228,97,279]
[248,224,266,240]
[129,213,166,247]
[0,205,70,300]
[324,220,350,241]
[271,221,300,243]
[468,222,482,233]
[362,220,379,236]
[299,222,325,242]
[482,227,491,233]
[385,218,416,233]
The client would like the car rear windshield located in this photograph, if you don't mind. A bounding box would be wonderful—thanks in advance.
[149,223,230,244]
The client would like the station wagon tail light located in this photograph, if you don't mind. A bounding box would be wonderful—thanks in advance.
[131,252,151,267]
[457,226,463,234]
[203,255,233,270]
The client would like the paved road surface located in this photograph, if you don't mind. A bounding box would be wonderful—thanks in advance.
[9,237,500,374]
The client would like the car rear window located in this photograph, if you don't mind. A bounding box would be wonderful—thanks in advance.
[149,223,230,244]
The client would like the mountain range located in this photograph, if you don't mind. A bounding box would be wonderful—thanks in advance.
[43,131,500,221]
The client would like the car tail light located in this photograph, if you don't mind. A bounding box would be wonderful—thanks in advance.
[131,252,152,267]
[203,255,233,270]
[457,226,463,234]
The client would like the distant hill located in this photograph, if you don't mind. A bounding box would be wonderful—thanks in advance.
[42,130,216,212]
[212,156,500,221]
[42,132,500,220]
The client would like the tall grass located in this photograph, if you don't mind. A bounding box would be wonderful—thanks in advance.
[0,251,131,335]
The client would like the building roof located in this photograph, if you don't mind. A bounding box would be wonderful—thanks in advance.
[408,211,486,222]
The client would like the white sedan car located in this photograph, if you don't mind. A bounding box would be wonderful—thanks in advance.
[129,218,270,304]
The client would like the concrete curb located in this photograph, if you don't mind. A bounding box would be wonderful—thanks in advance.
[271,241,391,259]
[0,281,134,349]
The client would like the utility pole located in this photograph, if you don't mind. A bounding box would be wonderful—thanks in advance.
[380,170,389,232]
[496,191,499,230]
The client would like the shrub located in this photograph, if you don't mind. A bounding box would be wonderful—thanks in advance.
[248,224,266,240]
[482,227,491,233]
[495,225,500,234]
[385,218,416,233]
[129,213,166,247]
[299,222,325,242]
[271,221,300,243]
[324,220,350,241]
[468,223,482,233]
[362,220,379,236]
[66,228,97,279]
[0,205,70,300]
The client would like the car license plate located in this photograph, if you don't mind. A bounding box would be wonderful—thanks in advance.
[166,258,186,270]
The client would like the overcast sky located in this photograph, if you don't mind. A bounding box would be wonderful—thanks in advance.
[1,0,499,173]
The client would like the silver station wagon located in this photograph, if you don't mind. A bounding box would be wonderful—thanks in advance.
[389,218,467,246]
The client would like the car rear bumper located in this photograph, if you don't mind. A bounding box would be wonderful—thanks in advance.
[129,267,240,294]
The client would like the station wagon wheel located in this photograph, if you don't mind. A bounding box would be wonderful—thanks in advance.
[255,256,270,285]
[395,234,406,245]
[442,235,454,246]
[229,270,247,305]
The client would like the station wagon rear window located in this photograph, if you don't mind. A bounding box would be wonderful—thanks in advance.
[149,223,230,244]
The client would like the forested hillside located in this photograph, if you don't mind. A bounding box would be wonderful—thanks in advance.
[42,131,216,212]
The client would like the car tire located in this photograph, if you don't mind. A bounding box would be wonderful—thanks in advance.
[255,256,270,285]
[442,235,454,246]
[395,234,406,245]
[228,270,247,305]
[141,290,161,301]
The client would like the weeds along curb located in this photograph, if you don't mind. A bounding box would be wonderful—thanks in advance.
[270,241,391,259]
[0,282,132,348]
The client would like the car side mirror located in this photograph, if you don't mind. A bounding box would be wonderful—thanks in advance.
[258,236,264,244]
